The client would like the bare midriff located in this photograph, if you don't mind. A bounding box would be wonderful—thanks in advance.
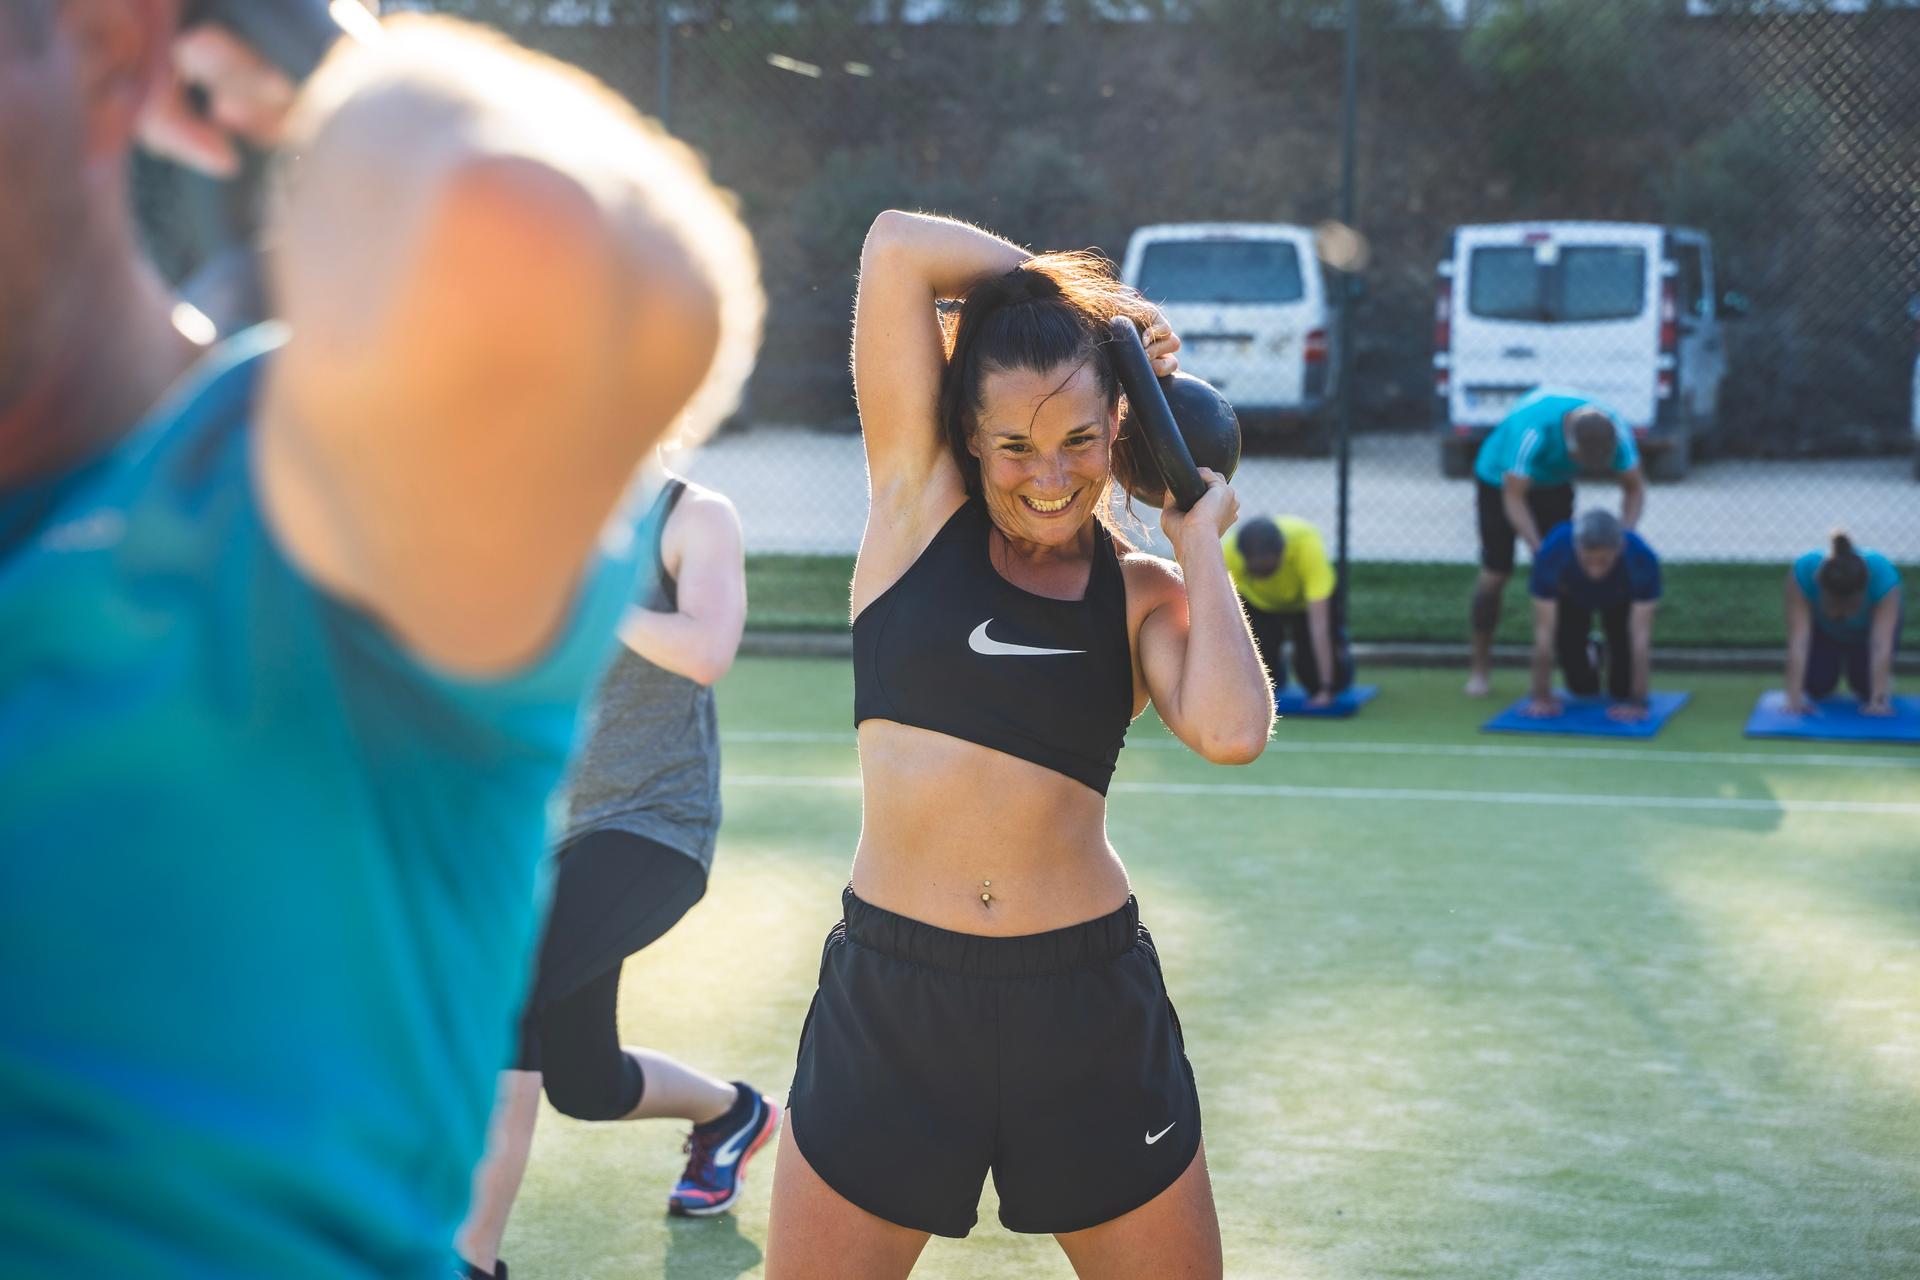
[851,720,1131,936]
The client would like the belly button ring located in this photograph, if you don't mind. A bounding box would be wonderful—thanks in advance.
[981,879,992,904]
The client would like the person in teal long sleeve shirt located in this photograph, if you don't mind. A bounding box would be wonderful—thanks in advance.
[0,9,761,1277]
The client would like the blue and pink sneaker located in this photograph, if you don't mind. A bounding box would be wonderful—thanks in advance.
[668,1084,783,1217]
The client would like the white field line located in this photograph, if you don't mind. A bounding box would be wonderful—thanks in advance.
[722,730,1920,771]
[722,773,1920,817]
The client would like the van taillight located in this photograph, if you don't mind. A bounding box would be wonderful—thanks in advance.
[1659,277,1679,352]
[1433,273,1451,395]
[1304,330,1329,364]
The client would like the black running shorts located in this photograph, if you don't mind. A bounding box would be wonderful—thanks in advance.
[787,888,1202,1238]
[1476,478,1575,574]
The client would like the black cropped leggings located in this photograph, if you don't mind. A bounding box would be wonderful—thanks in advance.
[513,830,707,1120]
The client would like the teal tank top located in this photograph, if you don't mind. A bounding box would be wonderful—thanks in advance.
[1792,547,1902,641]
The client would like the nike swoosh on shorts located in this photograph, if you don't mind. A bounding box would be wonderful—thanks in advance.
[968,619,1085,658]
[1146,1123,1177,1145]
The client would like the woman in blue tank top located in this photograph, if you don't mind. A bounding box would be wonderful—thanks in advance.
[765,213,1272,1278]
[1783,530,1904,715]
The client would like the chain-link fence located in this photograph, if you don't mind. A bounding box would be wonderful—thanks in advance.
[136,0,1920,645]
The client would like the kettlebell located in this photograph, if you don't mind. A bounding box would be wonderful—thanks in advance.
[1106,316,1242,511]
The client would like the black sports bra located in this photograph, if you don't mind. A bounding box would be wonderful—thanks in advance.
[852,498,1133,794]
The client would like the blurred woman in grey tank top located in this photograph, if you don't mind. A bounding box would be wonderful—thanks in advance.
[456,471,781,1280]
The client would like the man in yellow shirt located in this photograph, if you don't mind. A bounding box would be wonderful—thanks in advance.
[1223,515,1354,709]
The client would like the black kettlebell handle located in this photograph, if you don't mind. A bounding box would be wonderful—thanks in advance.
[1107,315,1209,512]
[180,0,344,84]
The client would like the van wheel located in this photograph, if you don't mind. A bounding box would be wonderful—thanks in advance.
[1440,437,1472,478]
[1911,441,1920,482]
[1648,432,1692,482]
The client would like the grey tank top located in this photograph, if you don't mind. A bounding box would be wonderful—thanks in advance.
[557,479,721,871]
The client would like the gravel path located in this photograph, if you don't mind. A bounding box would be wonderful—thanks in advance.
[683,427,1920,561]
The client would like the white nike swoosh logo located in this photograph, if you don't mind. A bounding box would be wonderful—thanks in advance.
[968,619,1085,658]
[1145,1123,1177,1145]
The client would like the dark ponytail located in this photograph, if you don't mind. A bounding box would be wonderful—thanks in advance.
[937,251,1157,526]
[1816,528,1869,598]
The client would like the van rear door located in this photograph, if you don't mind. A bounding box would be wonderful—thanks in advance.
[1668,231,1725,431]
[1124,226,1325,413]
[1448,224,1661,431]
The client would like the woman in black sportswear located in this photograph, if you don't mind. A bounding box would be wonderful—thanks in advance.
[764,212,1271,1279]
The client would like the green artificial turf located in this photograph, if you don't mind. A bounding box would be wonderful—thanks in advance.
[745,555,1915,649]
[506,659,1920,1279]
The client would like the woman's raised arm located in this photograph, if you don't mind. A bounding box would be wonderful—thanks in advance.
[853,211,1027,506]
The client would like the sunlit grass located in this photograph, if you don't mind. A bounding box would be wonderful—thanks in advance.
[507,660,1920,1278]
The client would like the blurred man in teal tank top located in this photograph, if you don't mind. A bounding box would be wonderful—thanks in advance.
[0,7,762,1278]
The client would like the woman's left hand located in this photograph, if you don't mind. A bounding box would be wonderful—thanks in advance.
[1160,467,1237,559]
[1143,311,1182,378]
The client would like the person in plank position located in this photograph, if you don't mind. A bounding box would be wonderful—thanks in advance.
[1523,510,1661,722]
[1222,514,1353,707]
[1782,532,1903,716]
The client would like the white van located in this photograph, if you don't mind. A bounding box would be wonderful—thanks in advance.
[1121,223,1334,452]
[1433,222,1739,480]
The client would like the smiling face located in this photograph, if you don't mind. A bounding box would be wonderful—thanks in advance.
[968,360,1116,549]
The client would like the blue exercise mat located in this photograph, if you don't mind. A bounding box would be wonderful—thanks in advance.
[1275,684,1379,718]
[1482,690,1690,738]
[1743,692,1920,744]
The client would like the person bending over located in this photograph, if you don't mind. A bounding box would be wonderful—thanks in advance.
[1467,388,1646,697]
[454,468,778,1280]
[1223,514,1353,707]
[1783,532,1904,716]
[763,212,1271,1280]
[1523,510,1661,722]
[0,10,761,1277]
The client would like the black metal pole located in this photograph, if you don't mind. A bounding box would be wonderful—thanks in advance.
[656,1,673,129]
[1334,0,1360,612]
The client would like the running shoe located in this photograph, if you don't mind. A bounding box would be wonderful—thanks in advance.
[668,1085,783,1217]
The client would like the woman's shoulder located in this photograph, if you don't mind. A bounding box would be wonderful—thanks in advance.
[663,479,740,536]
[1118,546,1185,610]
[657,478,744,580]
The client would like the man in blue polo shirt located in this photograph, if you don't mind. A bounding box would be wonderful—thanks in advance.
[1467,387,1648,696]
[1524,510,1662,722]
[0,8,760,1278]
